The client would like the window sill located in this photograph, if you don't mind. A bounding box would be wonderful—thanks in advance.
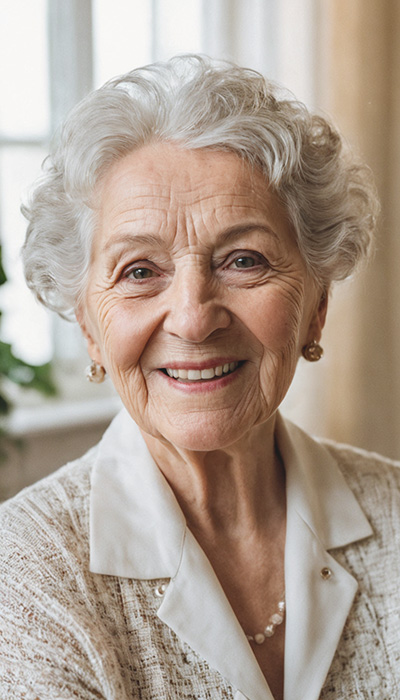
[5,395,122,438]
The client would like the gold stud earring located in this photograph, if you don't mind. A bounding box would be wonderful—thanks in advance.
[86,360,106,383]
[302,340,324,362]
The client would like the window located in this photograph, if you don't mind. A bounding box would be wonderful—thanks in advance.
[0,0,51,365]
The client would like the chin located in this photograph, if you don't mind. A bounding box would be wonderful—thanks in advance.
[159,417,251,453]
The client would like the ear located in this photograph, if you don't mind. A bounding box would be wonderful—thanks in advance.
[75,306,104,366]
[306,290,329,344]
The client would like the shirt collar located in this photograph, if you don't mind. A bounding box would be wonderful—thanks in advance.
[276,413,373,549]
[276,414,372,699]
[90,408,186,578]
[90,408,372,579]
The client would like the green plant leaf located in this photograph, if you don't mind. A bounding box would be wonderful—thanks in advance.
[0,392,11,415]
[0,341,57,398]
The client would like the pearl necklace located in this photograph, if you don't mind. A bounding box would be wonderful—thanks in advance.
[246,596,286,645]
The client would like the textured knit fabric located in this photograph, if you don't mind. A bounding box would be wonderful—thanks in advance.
[0,417,399,699]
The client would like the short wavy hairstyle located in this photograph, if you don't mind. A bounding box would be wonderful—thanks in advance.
[22,54,379,320]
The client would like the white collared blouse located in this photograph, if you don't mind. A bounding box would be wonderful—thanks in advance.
[0,409,399,699]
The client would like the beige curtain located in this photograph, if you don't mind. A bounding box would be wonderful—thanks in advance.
[311,0,400,458]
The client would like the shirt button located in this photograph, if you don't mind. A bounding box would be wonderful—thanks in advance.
[320,566,333,580]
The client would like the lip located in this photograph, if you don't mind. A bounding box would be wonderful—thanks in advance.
[157,360,244,393]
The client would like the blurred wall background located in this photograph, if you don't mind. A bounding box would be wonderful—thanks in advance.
[296,0,400,459]
[0,0,399,499]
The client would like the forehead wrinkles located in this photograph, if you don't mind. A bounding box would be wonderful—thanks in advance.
[110,181,264,209]
[102,150,267,206]
[100,137,264,196]
[103,183,268,232]
[96,147,276,253]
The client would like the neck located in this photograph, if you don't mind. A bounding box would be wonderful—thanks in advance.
[140,415,286,539]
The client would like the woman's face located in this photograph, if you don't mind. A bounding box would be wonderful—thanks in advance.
[80,143,326,451]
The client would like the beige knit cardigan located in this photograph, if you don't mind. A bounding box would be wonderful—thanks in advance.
[0,440,399,699]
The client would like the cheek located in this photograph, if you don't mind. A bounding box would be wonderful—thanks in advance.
[251,291,304,412]
[246,286,305,354]
[91,299,156,372]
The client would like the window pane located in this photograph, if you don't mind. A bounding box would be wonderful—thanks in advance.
[0,0,49,138]
[93,0,153,87]
[0,147,53,365]
[153,0,202,60]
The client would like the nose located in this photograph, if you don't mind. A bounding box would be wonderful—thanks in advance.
[162,265,231,343]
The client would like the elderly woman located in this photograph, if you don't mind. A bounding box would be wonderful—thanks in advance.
[0,55,398,700]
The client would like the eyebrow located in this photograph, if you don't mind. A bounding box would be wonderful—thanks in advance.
[101,223,279,254]
[101,233,165,254]
[215,223,279,245]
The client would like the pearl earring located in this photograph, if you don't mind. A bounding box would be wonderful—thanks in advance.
[86,360,106,383]
[302,340,324,362]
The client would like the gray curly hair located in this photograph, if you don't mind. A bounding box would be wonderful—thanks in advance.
[22,54,379,320]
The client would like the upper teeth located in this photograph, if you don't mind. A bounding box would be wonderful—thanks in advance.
[165,362,239,380]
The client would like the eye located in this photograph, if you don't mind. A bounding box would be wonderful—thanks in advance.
[230,255,257,269]
[226,251,269,270]
[123,265,158,280]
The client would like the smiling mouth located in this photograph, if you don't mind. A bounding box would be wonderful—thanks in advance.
[161,361,241,382]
